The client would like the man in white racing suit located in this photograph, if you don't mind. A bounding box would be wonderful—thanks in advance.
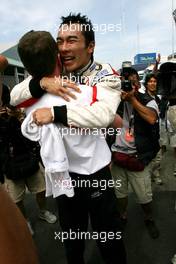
[10,14,126,264]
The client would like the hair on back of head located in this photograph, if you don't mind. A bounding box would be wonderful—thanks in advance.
[18,30,58,78]
[121,67,139,80]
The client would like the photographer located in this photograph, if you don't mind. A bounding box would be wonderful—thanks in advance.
[111,67,160,239]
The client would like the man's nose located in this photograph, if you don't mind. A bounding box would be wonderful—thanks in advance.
[59,41,69,52]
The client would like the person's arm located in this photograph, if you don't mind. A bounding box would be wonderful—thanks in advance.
[12,64,122,128]
[111,114,123,128]
[10,76,80,107]
[65,77,121,128]
[152,53,161,73]
[10,76,33,106]
[32,74,121,128]
[122,89,158,125]
[130,96,158,124]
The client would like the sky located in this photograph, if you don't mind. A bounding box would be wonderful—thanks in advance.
[0,0,175,69]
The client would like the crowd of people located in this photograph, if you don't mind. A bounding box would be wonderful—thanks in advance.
[0,12,176,264]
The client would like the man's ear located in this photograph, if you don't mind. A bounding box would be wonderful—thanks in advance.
[87,41,95,54]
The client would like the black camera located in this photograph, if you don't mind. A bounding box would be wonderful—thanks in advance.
[121,61,133,92]
[121,79,133,92]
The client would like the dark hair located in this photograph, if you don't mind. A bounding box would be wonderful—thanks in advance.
[1,84,10,106]
[121,67,139,80]
[60,13,95,47]
[144,73,157,88]
[157,62,176,97]
[18,30,58,78]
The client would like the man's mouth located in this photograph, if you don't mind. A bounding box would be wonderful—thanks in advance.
[62,56,75,63]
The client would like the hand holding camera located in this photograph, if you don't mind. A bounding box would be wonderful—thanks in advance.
[121,87,136,102]
[121,79,133,92]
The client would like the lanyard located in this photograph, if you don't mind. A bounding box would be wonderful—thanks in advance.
[129,114,134,134]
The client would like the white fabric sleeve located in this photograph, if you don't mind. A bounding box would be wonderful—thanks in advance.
[10,76,32,106]
[146,100,159,116]
[67,76,121,128]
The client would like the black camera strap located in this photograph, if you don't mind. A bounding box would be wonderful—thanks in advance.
[129,113,134,135]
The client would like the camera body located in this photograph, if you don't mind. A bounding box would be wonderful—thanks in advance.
[121,79,133,92]
[121,61,133,92]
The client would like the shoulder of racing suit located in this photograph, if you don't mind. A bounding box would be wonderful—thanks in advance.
[82,61,120,89]
[64,61,122,128]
